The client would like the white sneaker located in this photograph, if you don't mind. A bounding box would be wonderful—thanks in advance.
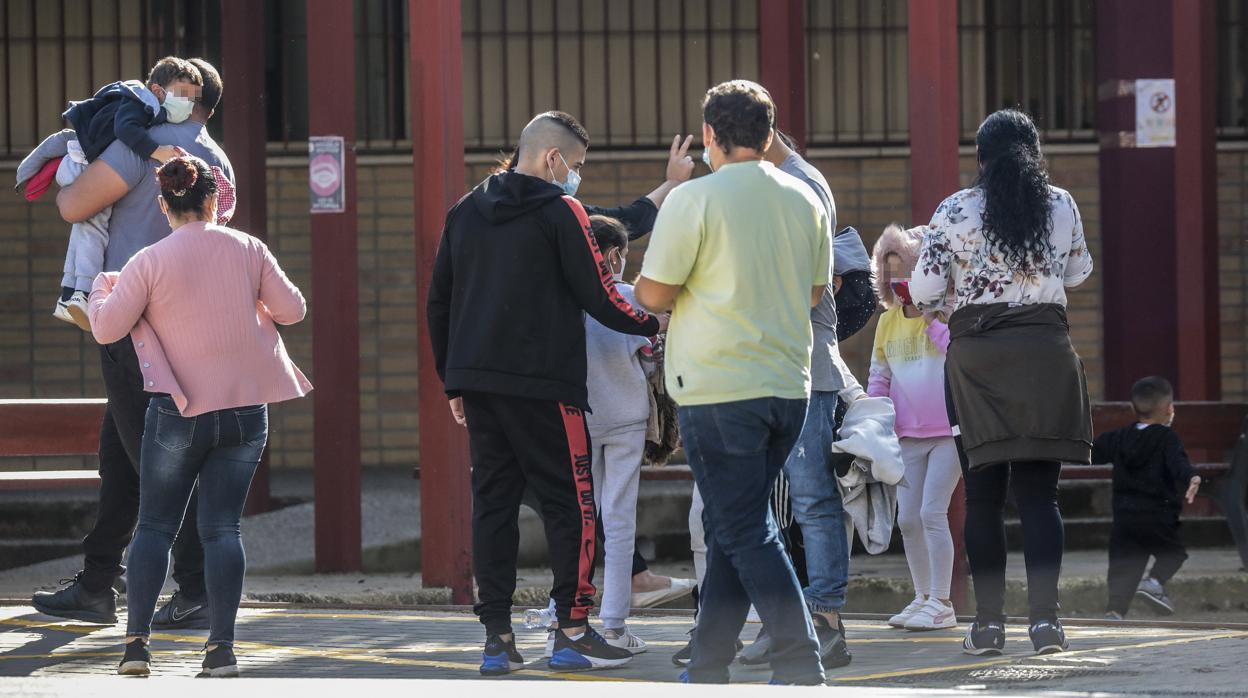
[904,598,958,630]
[888,596,927,628]
[543,629,556,658]
[65,291,91,332]
[53,297,75,326]
[630,577,696,609]
[602,627,648,654]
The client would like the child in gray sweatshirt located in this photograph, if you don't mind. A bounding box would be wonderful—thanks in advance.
[584,216,657,653]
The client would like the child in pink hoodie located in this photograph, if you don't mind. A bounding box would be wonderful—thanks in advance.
[867,224,960,631]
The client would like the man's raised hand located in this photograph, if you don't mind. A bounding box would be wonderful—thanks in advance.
[666,134,695,184]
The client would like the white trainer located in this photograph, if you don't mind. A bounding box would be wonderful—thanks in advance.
[888,596,927,628]
[904,598,958,630]
[602,627,648,654]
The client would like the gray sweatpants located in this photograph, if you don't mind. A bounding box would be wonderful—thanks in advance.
[589,425,646,630]
[57,145,111,293]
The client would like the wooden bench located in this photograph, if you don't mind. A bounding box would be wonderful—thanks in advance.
[0,399,106,490]
[0,398,272,513]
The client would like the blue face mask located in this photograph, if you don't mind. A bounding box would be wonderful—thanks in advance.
[553,153,581,197]
[702,148,714,172]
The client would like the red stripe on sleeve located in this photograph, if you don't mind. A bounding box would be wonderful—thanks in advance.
[560,195,652,325]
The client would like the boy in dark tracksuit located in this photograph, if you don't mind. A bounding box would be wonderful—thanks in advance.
[1094,376,1202,618]
[427,111,661,675]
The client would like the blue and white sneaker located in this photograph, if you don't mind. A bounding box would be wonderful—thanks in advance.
[479,634,525,676]
[1028,619,1069,655]
[548,627,633,671]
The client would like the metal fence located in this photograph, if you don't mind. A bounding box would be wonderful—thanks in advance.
[1,0,1246,159]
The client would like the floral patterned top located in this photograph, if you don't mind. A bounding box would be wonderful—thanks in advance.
[911,186,1093,312]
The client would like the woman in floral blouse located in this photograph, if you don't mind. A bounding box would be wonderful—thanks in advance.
[911,109,1094,658]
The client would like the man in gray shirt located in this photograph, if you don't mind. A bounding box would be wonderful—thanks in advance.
[33,59,233,630]
[737,129,868,670]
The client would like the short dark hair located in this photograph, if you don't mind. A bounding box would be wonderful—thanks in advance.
[702,80,775,153]
[157,156,218,217]
[187,57,223,112]
[589,215,628,254]
[147,56,201,89]
[537,111,589,147]
[1130,376,1174,418]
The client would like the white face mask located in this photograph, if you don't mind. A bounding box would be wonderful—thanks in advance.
[610,251,625,281]
[163,94,195,124]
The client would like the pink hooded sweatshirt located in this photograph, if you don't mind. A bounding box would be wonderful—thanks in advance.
[866,224,952,439]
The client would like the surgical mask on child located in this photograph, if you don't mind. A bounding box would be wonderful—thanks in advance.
[609,252,625,281]
[891,280,913,306]
[162,94,195,124]
[552,153,581,197]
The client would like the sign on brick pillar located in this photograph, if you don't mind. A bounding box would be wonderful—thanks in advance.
[410,0,473,604]
[307,0,362,572]
[222,0,272,516]
[758,0,807,152]
[907,0,965,606]
[1173,0,1220,400]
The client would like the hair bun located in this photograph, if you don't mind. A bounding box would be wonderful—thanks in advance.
[157,158,198,196]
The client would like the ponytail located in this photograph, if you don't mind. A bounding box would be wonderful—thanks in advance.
[974,109,1053,271]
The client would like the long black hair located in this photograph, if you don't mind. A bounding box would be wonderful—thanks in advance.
[974,109,1053,269]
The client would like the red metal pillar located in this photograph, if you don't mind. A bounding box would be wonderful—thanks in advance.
[221,0,272,516]
[758,0,807,152]
[907,0,966,606]
[1173,0,1220,400]
[1097,0,1177,400]
[410,0,473,603]
[307,0,362,572]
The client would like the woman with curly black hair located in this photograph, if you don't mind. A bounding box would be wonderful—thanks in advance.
[910,109,1094,658]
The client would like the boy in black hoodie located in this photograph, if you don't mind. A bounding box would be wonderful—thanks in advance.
[1093,376,1201,618]
[427,111,662,675]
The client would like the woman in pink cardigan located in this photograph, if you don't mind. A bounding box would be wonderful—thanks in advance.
[90,156,311,678]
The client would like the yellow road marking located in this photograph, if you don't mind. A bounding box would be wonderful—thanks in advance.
[831,629,1248,682]
[0,616,637,682]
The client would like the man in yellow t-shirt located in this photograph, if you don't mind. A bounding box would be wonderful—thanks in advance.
[635,80,831,686]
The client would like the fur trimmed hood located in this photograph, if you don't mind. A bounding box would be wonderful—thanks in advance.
[871,224,924,309]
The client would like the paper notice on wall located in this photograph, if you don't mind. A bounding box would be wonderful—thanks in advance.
[1135,79,1176,148]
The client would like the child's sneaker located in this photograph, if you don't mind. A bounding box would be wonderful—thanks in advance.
[1028,619,1069,655]
[53,297,76,327]
[888,595,927,628]
[197,643,239,678]
[479,634,524,676]
[548,627,632,671]
[962,620,1005,656]
[117,639,150,676]
[1135,576,1175,615]
[904,598,958,630]
[602,627,648,654]
[64,291,91,332]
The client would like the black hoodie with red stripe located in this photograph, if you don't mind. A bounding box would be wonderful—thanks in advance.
[427,171,660,410]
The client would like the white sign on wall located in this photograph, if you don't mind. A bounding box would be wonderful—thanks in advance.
[1135,79,1176,148]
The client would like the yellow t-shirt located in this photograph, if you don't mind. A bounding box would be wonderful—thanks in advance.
[640,160,832,406]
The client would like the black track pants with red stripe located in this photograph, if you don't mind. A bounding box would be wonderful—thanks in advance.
[461,391,597,635]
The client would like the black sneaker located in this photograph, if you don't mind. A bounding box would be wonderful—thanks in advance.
[674,631,743,667]
[1029,619,1068,655]
[479,634,525,676]
[197,644,239,678]
[32,572,118,624]
[962,620,1006,656]
[815,615,852,669]
[737,626,771,665]
[117,639,150,676]
[152,591,210,630]
[549,627,633,671]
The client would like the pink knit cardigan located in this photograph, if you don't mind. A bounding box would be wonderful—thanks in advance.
[89,221,312,417]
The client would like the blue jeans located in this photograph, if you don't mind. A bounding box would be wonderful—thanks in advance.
[681,397,824,685]
[125,396,267,645]
[783,391,848,613]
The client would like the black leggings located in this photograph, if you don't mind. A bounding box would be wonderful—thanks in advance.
[947,385,1064,623]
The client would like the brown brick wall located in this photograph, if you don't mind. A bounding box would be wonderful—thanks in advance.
[2,148,1243,471]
